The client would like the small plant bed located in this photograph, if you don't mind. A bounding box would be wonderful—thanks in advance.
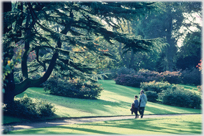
[8,115,202,135]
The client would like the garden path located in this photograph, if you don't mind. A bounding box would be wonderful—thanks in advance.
[2,113,200,131]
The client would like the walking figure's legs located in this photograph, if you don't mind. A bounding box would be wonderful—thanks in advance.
[135,108,139,118]
[139,107,145,118]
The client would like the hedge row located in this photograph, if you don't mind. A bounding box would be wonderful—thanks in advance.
[115,68,201,87]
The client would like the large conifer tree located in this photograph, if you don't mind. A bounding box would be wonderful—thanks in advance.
[3,1,158,103]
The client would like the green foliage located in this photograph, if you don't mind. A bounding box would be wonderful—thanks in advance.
[161,86,201,109]
[3,42,24,83]
[146,91,158,102]
[140,81,172,93]
[3,2,161,103]
[116,67,136,75]
[133,2,201,71]
[141,80,201,108]
[14,77,20,83]
[3,94,55,119]
[176,30,201,70]
[177,31,201,57]
[43,76,103,99]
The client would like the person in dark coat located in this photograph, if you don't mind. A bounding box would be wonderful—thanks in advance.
[130,95,139,118]
[130,103,135,115]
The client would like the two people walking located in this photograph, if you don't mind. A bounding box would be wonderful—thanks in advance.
[131,90,147,118]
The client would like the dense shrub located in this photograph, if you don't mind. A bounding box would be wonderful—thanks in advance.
[161,87,201,109]
[43,76,103,99]
[3,95,55,119]
[140,81,172,93]
[115,74,147,87]
[138,69,162,79]
[146,91,158,102]
[162,71,181,84]
[115,68,201,87]
[115,69,163,87]
[181,68,201,85]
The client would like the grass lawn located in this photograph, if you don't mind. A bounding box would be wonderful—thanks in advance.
[8,114,202,134]
[3,80,202,124]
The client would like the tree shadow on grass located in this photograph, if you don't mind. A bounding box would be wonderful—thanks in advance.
[8,117,201,135]
[9,125,118,135]
[145,105,177,114]
[80,118,202,134]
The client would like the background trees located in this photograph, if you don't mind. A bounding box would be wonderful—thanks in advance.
[129,2,202,72]
[176,30,201,70]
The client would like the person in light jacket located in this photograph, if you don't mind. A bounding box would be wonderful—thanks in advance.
[139,90,147,118]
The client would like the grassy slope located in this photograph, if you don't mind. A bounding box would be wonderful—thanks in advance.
[3,80,201,124]
[9,115,202,134]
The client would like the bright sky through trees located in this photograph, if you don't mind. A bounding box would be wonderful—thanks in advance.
[177,12,202,47]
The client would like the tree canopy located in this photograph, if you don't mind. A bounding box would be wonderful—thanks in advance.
[3,1,160,103]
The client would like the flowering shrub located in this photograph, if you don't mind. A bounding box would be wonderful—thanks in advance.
[197,85,202,93]
[115,74,147,87]
[115,68,201,87]
[115,69,163,87]
[162,71,181,84]
[43,76,103,99]
[196,60,202,71]
[138,69,162,79]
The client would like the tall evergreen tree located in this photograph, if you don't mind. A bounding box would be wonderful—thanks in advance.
[3,1,159,103]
